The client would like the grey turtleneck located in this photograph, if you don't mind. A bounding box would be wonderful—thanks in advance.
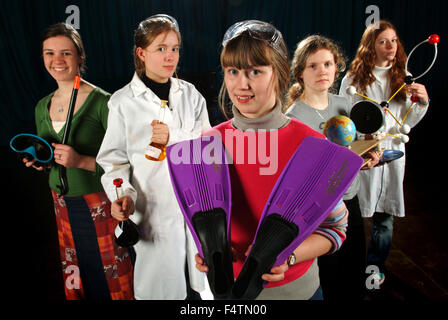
[231,103,290,131]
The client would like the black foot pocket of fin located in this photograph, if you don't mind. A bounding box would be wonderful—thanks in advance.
[192,208,234,299]
[231,214,299,300]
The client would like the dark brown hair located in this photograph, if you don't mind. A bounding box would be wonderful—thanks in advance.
[41,23,86,74]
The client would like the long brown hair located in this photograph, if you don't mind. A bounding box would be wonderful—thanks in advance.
[347,20,407,101]
[286,35,346,109]
[218,31,290,119]
[133,16,181,78]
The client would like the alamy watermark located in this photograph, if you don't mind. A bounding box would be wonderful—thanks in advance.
[168,129,279,176]
[365,264,382,290]
[365,5,380,29]
[65,265,81,290]
[66,5,80,29]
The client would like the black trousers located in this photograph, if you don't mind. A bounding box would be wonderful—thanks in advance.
[318,195,367,301]
[65,196,111,300]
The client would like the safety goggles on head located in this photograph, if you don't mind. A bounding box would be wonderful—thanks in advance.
[10,133,53,166]
[141,14,180,32]
[222,20,287,58]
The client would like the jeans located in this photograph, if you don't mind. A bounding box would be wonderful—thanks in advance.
[367,212,394,274]
[309,286,324,300]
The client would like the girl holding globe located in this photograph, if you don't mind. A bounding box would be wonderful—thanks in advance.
[285,35,379,300]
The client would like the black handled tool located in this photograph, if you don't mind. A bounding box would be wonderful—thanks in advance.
[57,75,81,195]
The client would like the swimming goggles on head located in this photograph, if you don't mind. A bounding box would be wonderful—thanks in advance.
[10,133,53,167]
[222,20,287,58]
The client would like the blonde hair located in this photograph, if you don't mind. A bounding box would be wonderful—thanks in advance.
[286,35,346,109]
[133,16,181,78]
[218,31,289,119]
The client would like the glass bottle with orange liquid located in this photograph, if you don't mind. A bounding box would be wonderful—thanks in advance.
[145,100,168,161]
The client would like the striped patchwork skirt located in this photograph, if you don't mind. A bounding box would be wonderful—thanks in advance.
[52,190,134,300]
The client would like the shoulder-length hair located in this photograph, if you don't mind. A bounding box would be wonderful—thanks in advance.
[218,31,290,118]
[286,34,346,109]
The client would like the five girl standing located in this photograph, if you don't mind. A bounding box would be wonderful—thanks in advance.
[22,15,430,300]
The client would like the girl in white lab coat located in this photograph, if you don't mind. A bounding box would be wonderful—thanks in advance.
[97,14,210,299]
[339,20,429,285]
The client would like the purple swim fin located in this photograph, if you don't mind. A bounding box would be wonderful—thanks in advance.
[167,136,233,299]
[232,136,363,299]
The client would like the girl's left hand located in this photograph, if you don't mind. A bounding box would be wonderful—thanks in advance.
[151,120,170,145]
[407,83,429,105]
[52,143,81,168]
[361,151,381,170]
[244,245,289,282]
[195,246,290,282]
[261,263,289,282]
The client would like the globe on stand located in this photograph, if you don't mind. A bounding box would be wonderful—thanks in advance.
[323,115,357,147]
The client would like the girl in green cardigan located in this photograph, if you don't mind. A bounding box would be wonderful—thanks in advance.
[24,23,133,300]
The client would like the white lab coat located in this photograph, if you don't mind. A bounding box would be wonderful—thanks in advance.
[339,69,428,217]
[97,73,211,299]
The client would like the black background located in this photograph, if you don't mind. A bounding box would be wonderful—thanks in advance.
[1,0,446,302]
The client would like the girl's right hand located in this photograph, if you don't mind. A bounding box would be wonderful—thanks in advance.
[362,151,381,169]
[195,254,209,273]
[23,157,44,171]
[111,196,135,221]
[195,246,238,273]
